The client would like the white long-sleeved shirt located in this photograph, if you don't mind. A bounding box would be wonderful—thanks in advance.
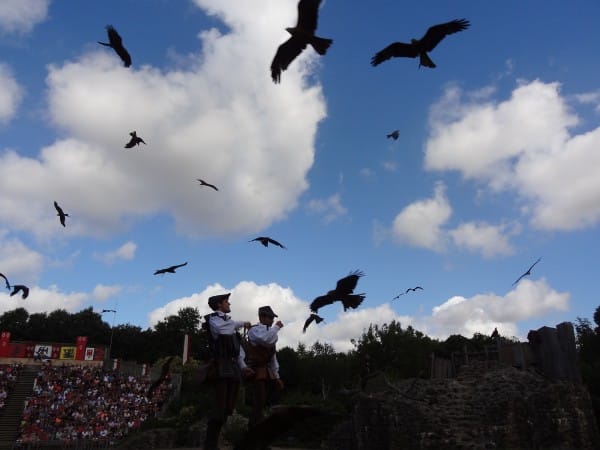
[247,323,281,378]
[208,311,247,369]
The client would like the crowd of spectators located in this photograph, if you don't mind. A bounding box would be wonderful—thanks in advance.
[0,363,23,410]
[16,363,172,444]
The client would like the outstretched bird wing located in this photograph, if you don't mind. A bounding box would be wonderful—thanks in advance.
[0,273,10,290]
[101,25,131,67]
[335,270,364,295]
[419,19,470,52]
[197,179,218,191]
[10,285,29,299]
[340,293,365,311]
[271,37,306,83]
[309,294,334,313]
[297,0,321,33]
[371,42,419,66]
[302,313,324,333]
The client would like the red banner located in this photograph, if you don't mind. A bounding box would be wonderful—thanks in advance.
[0,331,10,357]
[75,336,88,360]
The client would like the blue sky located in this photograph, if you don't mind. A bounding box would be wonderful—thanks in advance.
[1,0,599,352]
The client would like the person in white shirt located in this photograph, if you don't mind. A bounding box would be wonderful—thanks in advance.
[245,305,284,428]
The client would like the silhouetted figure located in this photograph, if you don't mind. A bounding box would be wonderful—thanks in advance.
[491,327,499,338]
[393,286,423,300]
[147,356,174,398]
[153,262,188,275]
[10,284,29,299]
[0,273,10,290]
[310,270,365,313]
[249,236,286,249]
[53,201,69,227]
[512,257,541,285]
[302,312,324,333]
[234,405,335,450]
[124,131,146,148]
[98,25,132,67]
[387,129,400,140]
[371,19,470,68]
[197,179,218,191]
[271,0,332,83]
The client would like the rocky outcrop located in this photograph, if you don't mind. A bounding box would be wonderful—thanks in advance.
[324,364,600,449]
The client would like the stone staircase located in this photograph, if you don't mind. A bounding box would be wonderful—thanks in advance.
[0,366,37,449]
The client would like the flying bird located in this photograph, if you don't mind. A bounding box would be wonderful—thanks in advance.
[196,179,218,191]
[124,131,146,148]
[147,356,174,398]
[0,273,10,290]
[249,236,286,249]
[371,18,470,68]
[302,313,324,333]
[154,262,188,275]
[101,309,116,313]
[10,284,29,299]
[270,0,333,83]
[387,130,400,140]
[53,201,69,227]
[512,257,542,286]
[98,25,132,67]
[392,286,423,300]
[310,270,365,313]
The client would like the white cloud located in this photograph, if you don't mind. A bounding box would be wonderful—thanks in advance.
[306,193,348,224]
[449,221,519,258]
[0,231,44,282]
[95,241,137,264]
[425,80,600,231]
[92,284,122,302]
[0,0,50,34]
[0,64,23,123]
[391,181,451,251]
[0,0,327,239]
[0,285,88,316]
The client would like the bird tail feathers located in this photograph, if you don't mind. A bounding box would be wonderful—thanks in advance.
[419,53,436,68]
[310,36,333,55]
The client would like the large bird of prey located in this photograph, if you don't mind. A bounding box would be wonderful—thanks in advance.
[371,19,470,68]
[53,201,69,227]
[302,313,324,333]
[512,257,541,286]
[310,270,365,313]
[10,284,29,299]
[196,179,218,191]
[392,286,423,300]
[98,25,132,67]
[0,273,10,290]
[154,262,188,275]
[270,0,333,83]
[387,130,400,140]
[147,356,174,398]
[124,131,146,148]
[249,236,286,249]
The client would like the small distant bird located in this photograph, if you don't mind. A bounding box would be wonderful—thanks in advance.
[270,0,333,83]
[371,19,470,68]
[53,201,69,227]
[249,236,286,249]
[302,313,324,333]
[491,327,499,338]
[310,270,365,313]
[234,405,337,450]
[393,286,423,300]
[154,262,188,275]
[0,273,10,290]
[98,25,132,67]
[101,309,116,313]
[512,257,542,286]
[124,131,146,148]
[387,130,400,140]
[10,284,29,299]
[147,356,174,398]
[196,179,218,191]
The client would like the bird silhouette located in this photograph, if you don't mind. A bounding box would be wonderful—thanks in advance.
[154,262,188,275]
[233,405,338,450]
[271,0,332,83]
[310,270,365,313]
[10,284,29,299]
[371,19,470,68]
[53,201,69,227]
[0,273,10,290]
[392,286,423,300]
[491,327,499,338]
[302,313,324,333]
[249,236,286,249]
[512,257,541,286]
[387,130,400,140]
[147,356,174,398]
[124,131,146,148]
[101,309,116,313]
[196,179,218,191]
[98,25,132,67]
